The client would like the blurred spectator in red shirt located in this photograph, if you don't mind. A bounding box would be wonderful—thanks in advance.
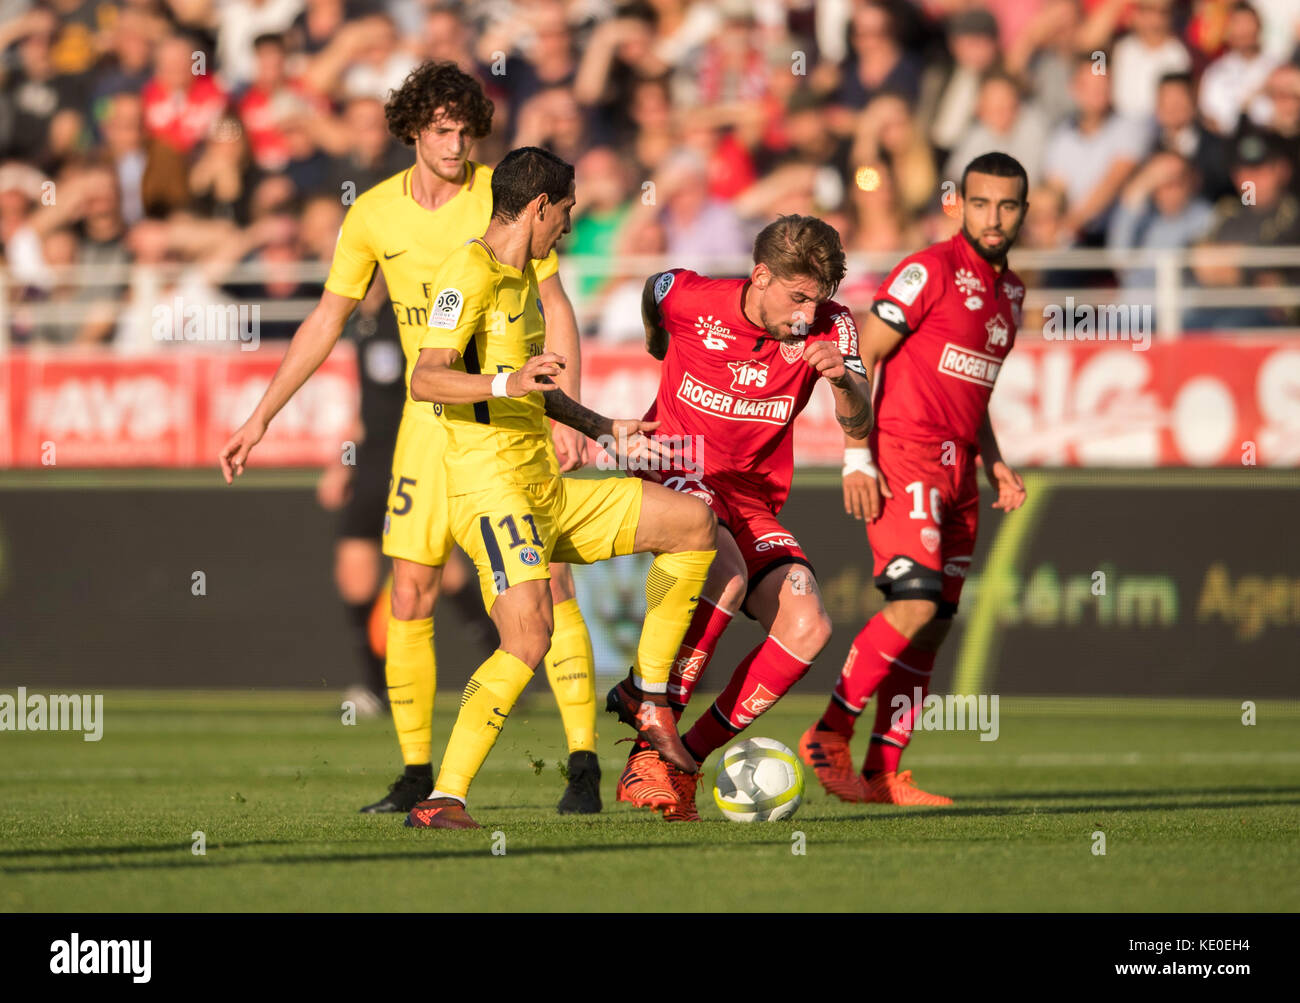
[141,35,228,155]
[237,33,331,173]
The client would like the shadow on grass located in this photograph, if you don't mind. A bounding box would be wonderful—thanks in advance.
[960,784,1300,801]
[0,840,294,860]
[0,834,873,876]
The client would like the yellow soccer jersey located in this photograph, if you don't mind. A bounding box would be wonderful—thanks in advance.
[324,162,558,416]
[418,238,558,491]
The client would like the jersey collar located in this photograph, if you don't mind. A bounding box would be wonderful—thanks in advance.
[405,161,477,216]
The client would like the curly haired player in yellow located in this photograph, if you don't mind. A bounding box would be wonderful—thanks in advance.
[404,146,717,830]
[219,63,604,815]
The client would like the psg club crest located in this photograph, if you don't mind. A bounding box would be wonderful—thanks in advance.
[519,546,541,566]
[779,340,805,364]
[984,314,1009,353]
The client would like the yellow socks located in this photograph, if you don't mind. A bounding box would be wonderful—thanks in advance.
[544,598,597,754]
[385,616,436,766]
[433,650,534,801]
[634,549,715,693]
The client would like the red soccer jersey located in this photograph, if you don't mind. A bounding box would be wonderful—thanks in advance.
[644,269,860,511]
[871,232,1024,448]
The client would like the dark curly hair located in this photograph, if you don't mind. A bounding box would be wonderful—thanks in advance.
[384,61,494,146]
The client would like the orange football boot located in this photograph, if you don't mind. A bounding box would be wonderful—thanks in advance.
[798,724,867,802]
[615,747,676,809]
[660,763,702,822]
[863,769,953,806]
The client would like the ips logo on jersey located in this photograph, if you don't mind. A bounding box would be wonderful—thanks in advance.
[984,314,1009,353]
[519,546,541,566]
[728,359,769,391]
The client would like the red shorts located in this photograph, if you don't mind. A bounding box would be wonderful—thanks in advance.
[639,469,811,597]
[867,432,980,614]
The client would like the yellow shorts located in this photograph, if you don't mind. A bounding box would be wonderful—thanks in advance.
[381,407,454,567]
[449,475,644,610]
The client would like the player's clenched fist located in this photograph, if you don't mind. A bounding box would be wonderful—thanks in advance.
[507,352,567,395]
[219,417,267,484]
[803,340,846,381]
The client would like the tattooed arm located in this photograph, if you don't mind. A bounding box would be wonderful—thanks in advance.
[804,340,873,439]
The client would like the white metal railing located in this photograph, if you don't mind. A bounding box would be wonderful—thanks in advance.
[3,246,1299,351]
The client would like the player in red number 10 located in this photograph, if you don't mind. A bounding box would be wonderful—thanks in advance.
[800,152,1030,806]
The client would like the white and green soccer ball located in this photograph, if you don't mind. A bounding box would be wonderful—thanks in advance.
[712,737,805,822]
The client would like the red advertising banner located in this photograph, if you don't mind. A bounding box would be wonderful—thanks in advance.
[2,345,356,468]
[0,339,1297,468]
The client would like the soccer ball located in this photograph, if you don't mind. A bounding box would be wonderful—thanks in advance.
[712,737,805,822]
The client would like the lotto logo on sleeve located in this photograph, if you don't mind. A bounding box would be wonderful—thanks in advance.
[937,343,1003,388]
[427,288,464,330]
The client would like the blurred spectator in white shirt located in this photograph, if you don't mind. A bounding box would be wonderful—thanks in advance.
[1043,57,1150,243]
[944,72,1047,191]
[924,10,1002,157]
[1110,0,1190,121]
[1198,2,1280,135]
[217,0,305,90]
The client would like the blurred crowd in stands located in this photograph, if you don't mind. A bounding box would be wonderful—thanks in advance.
[2,0,1299,346]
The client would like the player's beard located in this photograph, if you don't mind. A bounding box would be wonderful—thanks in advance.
[961,224,1015,266]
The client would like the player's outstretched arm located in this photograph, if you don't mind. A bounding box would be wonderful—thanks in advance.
[219,289,360,483]
[642,273,671,360]
[410,347,567,404]
[977,412,1026,512]
[542,390,677,467]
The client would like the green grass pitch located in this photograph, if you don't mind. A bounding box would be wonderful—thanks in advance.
[1,691,1297,912]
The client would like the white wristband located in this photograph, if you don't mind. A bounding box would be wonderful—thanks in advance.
[843,447,878,479]
[491,372,511,398]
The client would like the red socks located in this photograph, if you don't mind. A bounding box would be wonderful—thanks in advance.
[683,635,810,762]
[667,596,734,721]
[818,614,911,738]
[863,645,936,773]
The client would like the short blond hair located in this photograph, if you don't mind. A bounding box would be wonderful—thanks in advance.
[752,214,847,299]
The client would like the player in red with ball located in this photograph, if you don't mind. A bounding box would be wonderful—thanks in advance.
[605,214,874,821]
[799,152,1029,806]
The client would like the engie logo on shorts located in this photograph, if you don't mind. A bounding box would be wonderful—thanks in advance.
[937,343,1002,388]
[50,934,151,983]
[753,531,798,553]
